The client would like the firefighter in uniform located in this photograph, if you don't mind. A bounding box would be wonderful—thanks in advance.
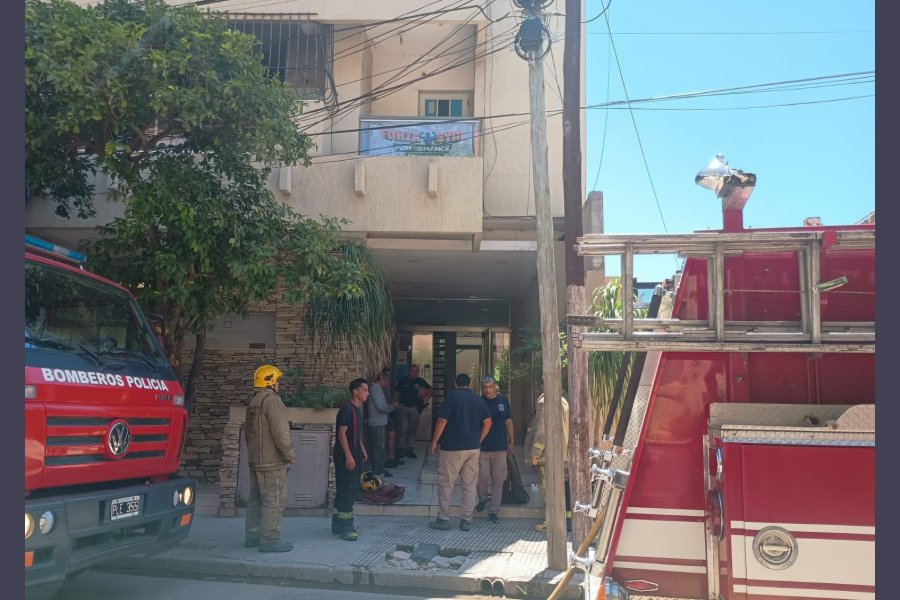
[244,365,296,552]
[332,378,369,541]
[524,384,570,533]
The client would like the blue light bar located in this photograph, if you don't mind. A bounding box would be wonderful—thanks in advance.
[24,235,86,264]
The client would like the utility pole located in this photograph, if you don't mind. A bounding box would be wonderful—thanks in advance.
[514,0,566,570]
[562,0,590,549]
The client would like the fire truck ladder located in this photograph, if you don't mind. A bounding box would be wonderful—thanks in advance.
[568,229,875,354]
[556,229,875,600]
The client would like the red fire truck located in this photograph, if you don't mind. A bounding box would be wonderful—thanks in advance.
[572,157,875,600]
[25,235,196,599]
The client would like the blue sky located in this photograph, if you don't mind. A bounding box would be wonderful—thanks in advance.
[578,0,874,281]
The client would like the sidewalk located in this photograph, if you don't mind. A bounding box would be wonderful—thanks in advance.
[120,513,581,598]
[147,445,581,598]
[352,444,545,519]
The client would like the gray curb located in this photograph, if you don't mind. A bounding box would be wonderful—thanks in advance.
[115,552,583,599]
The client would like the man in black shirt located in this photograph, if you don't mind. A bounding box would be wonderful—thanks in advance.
[332,378,369,541]
[392,364,432,459]
[428,374,491,531]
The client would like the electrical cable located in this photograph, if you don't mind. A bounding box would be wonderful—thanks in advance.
[302,70,872,137]
[582,0,611,24]
[602,10,668,232]
[298,22,521,131]
[589,31,612,193]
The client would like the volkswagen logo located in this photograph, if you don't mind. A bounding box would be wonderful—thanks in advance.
[106,420,131,458]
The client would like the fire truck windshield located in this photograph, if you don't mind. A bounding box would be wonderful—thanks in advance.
[25,260,169,372]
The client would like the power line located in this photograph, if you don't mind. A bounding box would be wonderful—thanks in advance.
[298,91,872,167]
[481,14,501,203]
[330,0,477,64]
[602,10,668,232]
[590,31,611,193]
[548,44,565,103]
[300,25,518,130]
[298,22,521,131]
[332,15,517,91]
[357,1,489,104]
[582,70,873,109]
[302,32,871,134]
[298,2,512,124]
[613,94,873,111]
[301,70,873,137]
[584,30,874,36]
[582,0,611,24]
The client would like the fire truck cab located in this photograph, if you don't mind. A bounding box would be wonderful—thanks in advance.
[25,236,196,599]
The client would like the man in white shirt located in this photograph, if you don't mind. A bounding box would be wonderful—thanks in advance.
[367,369,394,477]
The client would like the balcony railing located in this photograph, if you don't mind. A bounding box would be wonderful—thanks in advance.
[358,118,482,157]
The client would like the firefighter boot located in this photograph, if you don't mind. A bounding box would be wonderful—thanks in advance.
[334,511,358,541]
[259,540,293,553]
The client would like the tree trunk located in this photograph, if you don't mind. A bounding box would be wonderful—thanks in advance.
[184,330,206,413]
[314,341,336,387]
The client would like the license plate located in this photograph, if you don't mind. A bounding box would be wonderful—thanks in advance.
[110,495,141,521]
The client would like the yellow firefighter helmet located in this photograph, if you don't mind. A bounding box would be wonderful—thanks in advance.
[360,471,384,492]
[253,365,283,388]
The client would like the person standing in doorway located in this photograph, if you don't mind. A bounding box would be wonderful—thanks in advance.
[244,365,295,553]
[393,364,432,460]
[332,378,369,541]
[366,370,394,478]
[428,373,492,532]
[476,375,513,523]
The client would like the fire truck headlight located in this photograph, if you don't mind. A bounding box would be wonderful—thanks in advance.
[181,486,194,506]
[25,513,35,539]
[39,511,55,535]
[173,489,181,508]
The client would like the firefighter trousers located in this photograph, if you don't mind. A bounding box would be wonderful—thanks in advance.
[245,467,288,545]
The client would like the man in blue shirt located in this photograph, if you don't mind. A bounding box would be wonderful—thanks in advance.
[428,373,491,531]
[475,375,513,523]
[392,364,432,459]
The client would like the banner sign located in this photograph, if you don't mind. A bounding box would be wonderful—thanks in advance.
[359,119,480,157]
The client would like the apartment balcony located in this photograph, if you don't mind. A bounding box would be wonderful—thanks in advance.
[278,118,484,236]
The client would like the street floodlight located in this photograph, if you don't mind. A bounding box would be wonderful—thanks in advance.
[695,154,757,231]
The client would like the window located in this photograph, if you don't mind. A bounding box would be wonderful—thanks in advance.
[231,17,333,101]
[25,261,169,370]
[420,92,472,118]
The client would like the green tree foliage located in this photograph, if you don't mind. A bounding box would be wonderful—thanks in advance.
[26,0,311,217]
[509,320,568,395]
[25,0,394,406]
[587,279,647,442]
[303,243,395,382]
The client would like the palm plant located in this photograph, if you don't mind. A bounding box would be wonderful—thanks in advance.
[586,279,646,445]
[302,242,394,383]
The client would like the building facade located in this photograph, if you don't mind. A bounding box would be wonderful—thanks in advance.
[26,0,588,481]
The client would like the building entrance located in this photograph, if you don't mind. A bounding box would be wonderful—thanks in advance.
[391,328,509,441]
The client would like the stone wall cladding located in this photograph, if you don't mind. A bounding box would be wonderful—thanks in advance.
[180,294,365,483]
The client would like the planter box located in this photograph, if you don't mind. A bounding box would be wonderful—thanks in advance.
[218,405,338,516]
